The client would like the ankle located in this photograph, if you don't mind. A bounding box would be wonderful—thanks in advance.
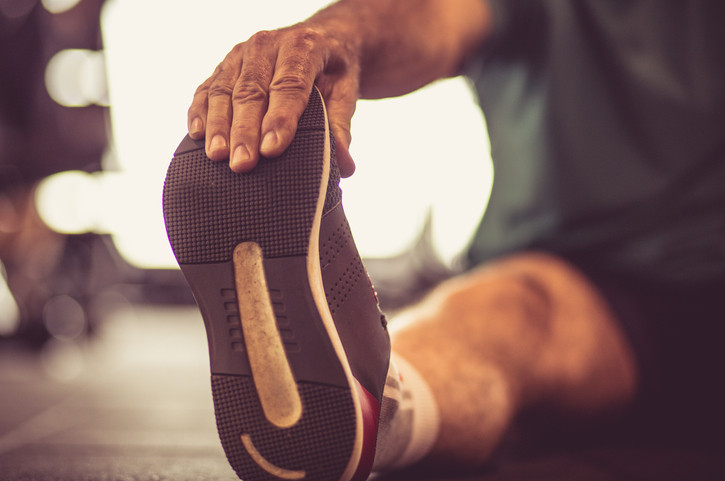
[373,353,440,472]
[427,360,518,467]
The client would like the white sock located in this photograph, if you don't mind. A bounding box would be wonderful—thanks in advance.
[372,352,440,471]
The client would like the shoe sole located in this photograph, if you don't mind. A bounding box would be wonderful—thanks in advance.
[163,89,367,481]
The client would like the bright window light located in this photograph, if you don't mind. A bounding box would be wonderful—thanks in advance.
[46,0,492,269]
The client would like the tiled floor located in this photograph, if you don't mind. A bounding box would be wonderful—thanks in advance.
[1,305,723,481]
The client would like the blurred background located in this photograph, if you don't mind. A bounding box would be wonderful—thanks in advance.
[0,2,494,477]
[0,0,492,357]
[2,3,724,480]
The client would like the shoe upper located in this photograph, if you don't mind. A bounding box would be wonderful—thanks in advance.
[320,137,391,405]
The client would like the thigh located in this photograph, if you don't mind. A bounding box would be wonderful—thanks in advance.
[386,250,640,464]
[391,250,639,415]
[572,262,725,441]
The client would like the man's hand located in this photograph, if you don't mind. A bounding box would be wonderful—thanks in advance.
[186,0,490,177]
[187,23,360,177]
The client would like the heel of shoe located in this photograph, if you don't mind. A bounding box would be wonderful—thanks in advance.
[212,374,359,481]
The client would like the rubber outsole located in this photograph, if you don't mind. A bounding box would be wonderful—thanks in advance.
[162,89,363,481]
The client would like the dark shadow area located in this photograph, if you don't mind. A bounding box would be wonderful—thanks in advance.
[2,305,725,481]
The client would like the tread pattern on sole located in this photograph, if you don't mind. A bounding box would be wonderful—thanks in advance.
[213,374,356,481]
[163,89,365,481]
[163,135,324,264]
[163,90,331,264]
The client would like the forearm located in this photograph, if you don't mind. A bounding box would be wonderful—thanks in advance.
[307,0,492,99]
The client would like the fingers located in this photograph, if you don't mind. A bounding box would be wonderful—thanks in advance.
[187,48,240,161]
[258,29,323,159]
[187,25,361,175]
[319,72,359,177]
[205,44,244,162]
[336,140,356,178]
[228,32,277,172]
[188,80,208,140]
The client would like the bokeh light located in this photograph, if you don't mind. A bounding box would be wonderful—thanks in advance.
[0,262,20,337]
[41,0,82,14]
[44,48,108,108]
[43,294,87,341]
[36,170,99,234]
[37,0,492,269]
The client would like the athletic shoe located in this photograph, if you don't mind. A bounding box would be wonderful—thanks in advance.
[162,87,390,481]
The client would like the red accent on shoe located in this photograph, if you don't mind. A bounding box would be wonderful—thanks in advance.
[350,379,380,481]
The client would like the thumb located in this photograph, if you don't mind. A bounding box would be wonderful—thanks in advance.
[319,76,358,177]
[332,121,356,177]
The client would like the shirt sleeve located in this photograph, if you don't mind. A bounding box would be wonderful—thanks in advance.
[462,0,546,78]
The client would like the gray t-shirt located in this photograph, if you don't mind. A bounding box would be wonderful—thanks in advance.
[465,0,725,283]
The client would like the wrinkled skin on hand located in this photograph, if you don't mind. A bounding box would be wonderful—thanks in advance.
[187,24,359,176]
[187,0,491,177]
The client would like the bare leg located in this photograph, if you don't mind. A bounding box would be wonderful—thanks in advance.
[390,251,638,466]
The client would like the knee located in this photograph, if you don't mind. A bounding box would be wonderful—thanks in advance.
[438,266,552,319]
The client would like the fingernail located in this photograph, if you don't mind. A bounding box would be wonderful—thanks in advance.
[210,135,227,153]
[260,130,278,154]
[190,117,203,135]
[232,144,250,168]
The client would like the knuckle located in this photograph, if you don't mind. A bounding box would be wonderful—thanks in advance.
[207,69,234,93]
[220,42,245,66]
[232,79,267,104]
[246,30,275,50]
[229,42,245,56]
[290,26,323,49]
[208,83,234,100]
[211,45,244,82]
[269,73,309,95]
[194,80,210,97]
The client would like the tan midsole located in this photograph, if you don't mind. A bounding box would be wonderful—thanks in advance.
[233,241,302,429]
